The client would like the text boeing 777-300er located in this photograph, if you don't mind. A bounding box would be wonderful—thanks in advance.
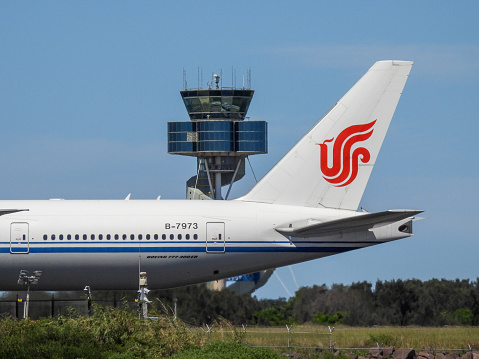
[0,60,422,291]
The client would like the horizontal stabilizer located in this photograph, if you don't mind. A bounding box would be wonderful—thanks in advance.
[276,210,423,238]
[0,209,28,216]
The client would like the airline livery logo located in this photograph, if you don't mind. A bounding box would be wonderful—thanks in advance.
[318,120,376,187]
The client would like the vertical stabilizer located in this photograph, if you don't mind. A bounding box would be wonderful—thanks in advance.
[238,61,413,210]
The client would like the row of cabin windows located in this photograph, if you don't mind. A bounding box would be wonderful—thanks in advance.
[43,233,199,241]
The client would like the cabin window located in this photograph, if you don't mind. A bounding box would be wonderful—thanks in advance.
[67,234,72,240]
[186,234,190,240]
[178,234,182,240]
[146,234,150,240]
[154,234,159,240]
[51,234,55,240]
[99,234,103,240]
[130,234,135,240]
[170,234,174,240]
[138,234,143,240]
[83,234,87,240]
[162,234,166,240]
[75,234,79,240]
[193,234,198,240]
[115,234,119,240]
[43,234,47,241]
[107,234,111,240]
[91,234,95,240]
[59,234,64,240]
[122,234,127,240]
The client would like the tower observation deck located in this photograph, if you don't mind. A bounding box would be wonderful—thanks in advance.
[168,73,267,200]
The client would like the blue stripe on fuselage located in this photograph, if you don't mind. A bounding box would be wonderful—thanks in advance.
[0,245,373,254]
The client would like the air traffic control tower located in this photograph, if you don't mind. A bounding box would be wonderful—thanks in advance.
[168,73,267,200]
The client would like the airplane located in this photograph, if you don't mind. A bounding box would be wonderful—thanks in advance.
[0,60,422,291]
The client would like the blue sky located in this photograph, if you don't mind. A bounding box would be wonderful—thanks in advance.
[1,2,478,299]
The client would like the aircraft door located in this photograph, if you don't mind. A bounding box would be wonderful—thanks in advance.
[206,222,225,253]
[10,222,29,254]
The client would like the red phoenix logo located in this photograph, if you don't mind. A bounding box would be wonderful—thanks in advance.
[318,120,376,187]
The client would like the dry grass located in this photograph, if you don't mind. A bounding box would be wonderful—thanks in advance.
[233,326,479,351]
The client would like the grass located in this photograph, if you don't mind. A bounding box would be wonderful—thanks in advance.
[332,326,479,349]
[239,325,479,350]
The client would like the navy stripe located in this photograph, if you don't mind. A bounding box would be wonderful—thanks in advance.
[0,246,357,254]
[1,240,379,246]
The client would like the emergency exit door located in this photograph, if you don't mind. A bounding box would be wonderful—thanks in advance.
[206,222,225,253]
[10,222,29,254]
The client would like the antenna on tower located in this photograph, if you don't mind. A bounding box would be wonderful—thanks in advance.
[183,68,187,90]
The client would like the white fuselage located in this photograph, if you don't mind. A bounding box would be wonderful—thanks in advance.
[0,61,418,292]
[0,199,377,291]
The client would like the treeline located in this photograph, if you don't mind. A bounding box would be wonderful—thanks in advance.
[3,278,479,327]
[290,279,479,326]
[154,278,479,326]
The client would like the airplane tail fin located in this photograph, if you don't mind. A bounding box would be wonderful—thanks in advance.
[238,61,413,210]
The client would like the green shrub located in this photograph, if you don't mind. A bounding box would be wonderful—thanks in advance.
[0,303,205,359]
[253,306,294,326]
[454,308,473,325]
[313,312,344,325]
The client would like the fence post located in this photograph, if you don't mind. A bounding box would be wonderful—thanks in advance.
[286,325,292,354]
[328,326,335,352]
[205,324,213,337]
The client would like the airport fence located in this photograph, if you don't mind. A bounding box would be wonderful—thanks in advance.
[0,291,139,319]
[202,325,479,356]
